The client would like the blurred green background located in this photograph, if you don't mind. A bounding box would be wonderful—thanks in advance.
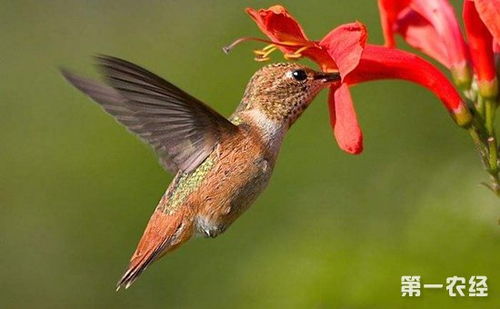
[1,0,499,308]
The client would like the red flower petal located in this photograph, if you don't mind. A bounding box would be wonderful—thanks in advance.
[328,85,363,154]
[412,0,469,69]
[319,22,368,80]
[396,10,450,67]
[474,0,500,42]
[246,5,309,50]
[494,41,500,53]
[464,0,497,86]
[246,6,337,71]
[347,45,472,126]
[377,0,470,71]
[378,0,412,47]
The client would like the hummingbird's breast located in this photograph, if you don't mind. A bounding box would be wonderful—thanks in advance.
[155,109,287,238]
[192,122,280,237]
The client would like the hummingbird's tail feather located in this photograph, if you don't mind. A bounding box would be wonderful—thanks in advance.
[116,209,193,290]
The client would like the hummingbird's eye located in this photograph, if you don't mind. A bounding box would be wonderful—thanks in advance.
[291,69,308,81]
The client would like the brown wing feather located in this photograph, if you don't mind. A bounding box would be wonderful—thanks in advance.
[61,55,237,173]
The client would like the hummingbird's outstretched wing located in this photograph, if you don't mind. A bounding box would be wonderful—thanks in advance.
[61,55,237,174]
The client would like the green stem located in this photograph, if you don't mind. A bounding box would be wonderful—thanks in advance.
[483,98,499,195]
[485,99,498,172]
[476,95,485,119]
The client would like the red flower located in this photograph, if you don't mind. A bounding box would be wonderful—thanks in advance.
[473,0,500,43]
[346,44,470,121]
[319,23,367,154]
[245,5,336,71]
[235,5,471,154]
[377,0,471,87]
[463,0,499,98]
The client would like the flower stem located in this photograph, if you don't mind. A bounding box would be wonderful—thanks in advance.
[467,92,500,196]
[485,99,498,169]
[480,97,499,195]
[476,95,485,119]
[468,127,488,167]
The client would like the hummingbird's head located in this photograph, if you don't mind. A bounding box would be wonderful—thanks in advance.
[239,62,340,127]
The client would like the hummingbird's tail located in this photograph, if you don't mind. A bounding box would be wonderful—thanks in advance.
[116,208,194,290]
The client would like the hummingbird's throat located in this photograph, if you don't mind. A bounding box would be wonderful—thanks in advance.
[223,37,315,62]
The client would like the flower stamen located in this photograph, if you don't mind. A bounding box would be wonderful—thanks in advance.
[223,36,313,52]
[284,45,311,60]
[253,44,278,61]
[223,37,318,63]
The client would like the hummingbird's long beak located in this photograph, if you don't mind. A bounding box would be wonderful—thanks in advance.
[313,71,341,83]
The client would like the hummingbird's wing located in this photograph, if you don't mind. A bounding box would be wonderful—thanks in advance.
[61,55,237,174]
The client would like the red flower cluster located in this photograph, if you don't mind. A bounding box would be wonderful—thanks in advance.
[379,0,499,98]
[378,1,500,194]
[227,2,500,155]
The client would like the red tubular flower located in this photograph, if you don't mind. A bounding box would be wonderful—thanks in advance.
[473,0,500,43]
[464,0,499,98]
[378,0,411,48]
[245,6,336,71]
[347,45,471,123]
[378,0,471,87]
[237,5,472,153]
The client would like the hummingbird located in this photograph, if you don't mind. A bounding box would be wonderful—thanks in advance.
[61,55,340,289]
